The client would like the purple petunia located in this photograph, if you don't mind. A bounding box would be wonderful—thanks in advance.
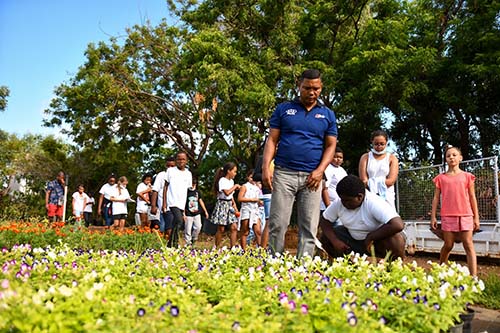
[170,305,179,317]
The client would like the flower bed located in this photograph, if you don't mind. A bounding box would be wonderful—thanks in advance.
[0,242,484,332]
[0,221,163,251]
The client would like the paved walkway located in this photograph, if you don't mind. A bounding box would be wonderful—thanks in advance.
[470,306,500,333]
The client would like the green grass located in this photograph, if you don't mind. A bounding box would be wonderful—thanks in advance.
[478,273,500,310]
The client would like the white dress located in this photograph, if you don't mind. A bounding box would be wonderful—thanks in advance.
[239,182,261,229]
[366,151,395,208]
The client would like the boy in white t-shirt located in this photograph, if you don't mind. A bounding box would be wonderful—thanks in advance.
[164,152,192,248]
[320,175,405,259]
[321,146,348,210]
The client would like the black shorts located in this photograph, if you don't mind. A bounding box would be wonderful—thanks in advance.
[113,214,127,220]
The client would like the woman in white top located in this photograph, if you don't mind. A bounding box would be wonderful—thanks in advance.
[72,184,88,226]
[110,176,131,231]
[211,162,241,248]
[238,170,262,250]
[358,130,399,209]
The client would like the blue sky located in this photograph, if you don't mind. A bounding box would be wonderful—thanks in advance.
[0,0,172,137]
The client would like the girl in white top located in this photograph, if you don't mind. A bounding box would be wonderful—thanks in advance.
[72,184,88,226]
[238,170,262,250]
[136,173,153,227]
[211,162,241,248]
[358,130,399,209]
[110,176,131,231]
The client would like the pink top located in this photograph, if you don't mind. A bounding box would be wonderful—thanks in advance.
[433,172,475,216]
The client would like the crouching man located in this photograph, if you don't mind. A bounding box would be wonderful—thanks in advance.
[319,175,405,259]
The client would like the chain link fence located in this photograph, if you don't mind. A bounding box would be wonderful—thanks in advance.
[397,156,499,223]
[397,156,500,257]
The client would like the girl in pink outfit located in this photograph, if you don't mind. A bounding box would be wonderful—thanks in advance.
[431,146,480,276]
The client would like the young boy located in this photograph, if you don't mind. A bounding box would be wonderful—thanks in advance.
[184,178,209,246]
[319,175,405,259]
[321,146,348,211]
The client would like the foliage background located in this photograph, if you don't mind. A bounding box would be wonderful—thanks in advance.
[1,0,499,219]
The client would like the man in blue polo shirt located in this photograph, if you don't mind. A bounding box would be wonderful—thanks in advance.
[262,69,338,257]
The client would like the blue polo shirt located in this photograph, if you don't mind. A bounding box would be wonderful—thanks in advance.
[270,98,337,172]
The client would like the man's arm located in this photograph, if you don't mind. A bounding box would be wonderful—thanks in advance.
[97,193,104,215]
[162,181,169,212]
[262,128,280,190]
[150,191,158,214]
[45,190,51,210]
[306,135,337,190]
[365,217,404,250]
[319,215,350,253]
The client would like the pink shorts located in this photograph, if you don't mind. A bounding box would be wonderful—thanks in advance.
[441,216,474,232]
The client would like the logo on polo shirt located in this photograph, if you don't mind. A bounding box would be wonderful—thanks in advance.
[285,109,297,115]
[315,114,326,119]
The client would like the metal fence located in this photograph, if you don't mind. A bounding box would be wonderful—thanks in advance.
[397,156,499,223]
[397,156,500,257]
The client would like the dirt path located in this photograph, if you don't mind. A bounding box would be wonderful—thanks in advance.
[405,252,500,278]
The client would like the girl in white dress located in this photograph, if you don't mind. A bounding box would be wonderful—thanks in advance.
[358,130,399,209]
[238,171,262,250]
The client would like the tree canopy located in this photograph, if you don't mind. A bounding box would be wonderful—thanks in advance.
[44,0,500,176]
[0,86,9,112]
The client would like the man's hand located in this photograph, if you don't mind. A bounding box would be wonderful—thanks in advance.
[306,169,323,191]
[365,238,375,254]
[150,206,157,215]
[430,218,437,230]
[262,168,273,191]
[332,238,350,254]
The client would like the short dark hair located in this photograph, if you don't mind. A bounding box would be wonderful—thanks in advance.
[370,130,388,141]
[142,173,153,182]
[336,175,365,197]
[299,69,321,81]
[166,156,175,163]
[335,146,343,154]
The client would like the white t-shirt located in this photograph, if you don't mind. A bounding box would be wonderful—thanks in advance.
[165,167,192,209]
[321,164,348,210]
[110,185,131,215]
[327,165,347,202]
[135,182,150,204]
[99,183,115,200]
[152,171,167,209]
[72,192,89,213]
[84,196,94,213]
[322,190,399,240]
[218,177,235,200]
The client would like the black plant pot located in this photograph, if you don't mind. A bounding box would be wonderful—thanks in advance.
[459,307,475,333]
[448,321,463,333]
